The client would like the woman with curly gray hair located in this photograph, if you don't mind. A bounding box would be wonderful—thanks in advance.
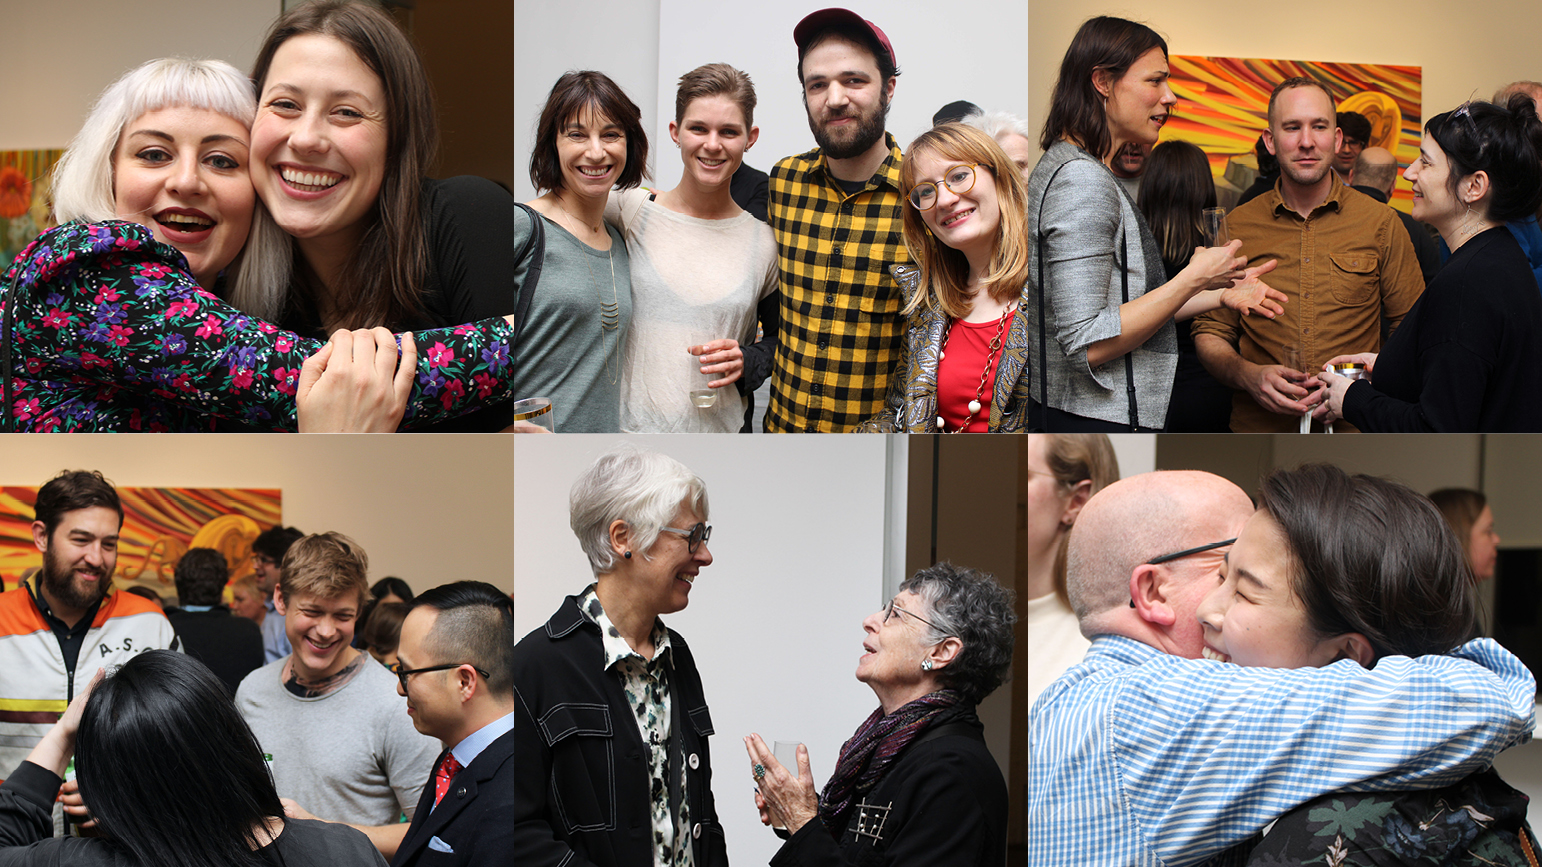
[512,445,727,867]
[746,562,1014,865]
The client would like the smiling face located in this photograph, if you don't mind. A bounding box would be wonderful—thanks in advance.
[1101,48,1175,155]
[1404,132,1462,231]
[1469,505,1500,581]
[800,36,893,161]
[632,501,712,616]
[112,107,254,289]
[671,95,756,193]
[251,33,387,254]
[1265,86,1340,192]
[911,150,1000,261]
[1197,510,1345,668]
[33,506,120,618]
[278,589,361,681]
[555,105,627,201]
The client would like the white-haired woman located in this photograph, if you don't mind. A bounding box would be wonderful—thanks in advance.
[511,446,728,867]
[1,58,514,431]
[746,563,1015,865]
[967,110,1031,184]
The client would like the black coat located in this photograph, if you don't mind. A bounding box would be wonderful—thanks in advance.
[513,595,729,867]
[164,606,265,697]
[391,729,513,867]
[770,715,1007,867]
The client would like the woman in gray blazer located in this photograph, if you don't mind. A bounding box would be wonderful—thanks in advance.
[1027,16,1282,431]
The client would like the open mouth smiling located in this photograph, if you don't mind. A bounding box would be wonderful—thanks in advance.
[279,166,344,192]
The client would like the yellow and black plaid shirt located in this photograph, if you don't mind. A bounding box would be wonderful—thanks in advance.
[765,134,909,432]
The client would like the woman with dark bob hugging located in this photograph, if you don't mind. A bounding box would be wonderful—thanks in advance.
[1198,464,1537,862]
[0,651,385,866]
[1316,94,1542,431]
[512,445,726,866]
[746,562,1015,866]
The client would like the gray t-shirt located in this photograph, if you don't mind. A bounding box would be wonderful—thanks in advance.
[235,655,439,826]
[512,208,633,432]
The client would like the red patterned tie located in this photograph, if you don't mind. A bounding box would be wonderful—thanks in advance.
[433,752,462,807]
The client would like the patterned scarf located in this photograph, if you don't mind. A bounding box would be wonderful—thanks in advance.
[817,689,966,841]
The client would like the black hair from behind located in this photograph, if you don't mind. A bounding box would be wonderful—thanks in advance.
[410,581,514,697]
[75,650,283,867]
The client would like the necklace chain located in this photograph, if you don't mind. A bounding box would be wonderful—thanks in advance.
[938,301,1017,432]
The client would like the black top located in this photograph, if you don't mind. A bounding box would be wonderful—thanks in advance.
[279,176,514,432]
[769,713,1008,867]
[1352,184,1442,287]
[0,760,387,866]
[512,595,728,867]
[164,606,265,698]
[1343,226,1542,431]
[731,162,770,224]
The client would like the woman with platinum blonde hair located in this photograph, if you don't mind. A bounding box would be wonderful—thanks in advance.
[747,562,1014,865]
[2,57,515,432]
[512,445,728,866]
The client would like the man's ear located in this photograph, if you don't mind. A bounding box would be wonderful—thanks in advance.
[1263,128,1278,157]
[273,590,287,616]
[30,521,48,554]
[1128,564,1176,627]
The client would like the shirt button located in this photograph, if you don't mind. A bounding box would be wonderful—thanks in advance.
[832,245,842,256]
[693,823,702,839]
[1305,257,1311,263]
[826,293,835,303]
[818,339,828,350]
[689,753,700,770]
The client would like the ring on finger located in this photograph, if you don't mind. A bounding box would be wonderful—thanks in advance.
[753,763,766,781]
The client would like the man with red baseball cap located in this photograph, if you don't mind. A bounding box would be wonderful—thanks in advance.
[764,8,910,433]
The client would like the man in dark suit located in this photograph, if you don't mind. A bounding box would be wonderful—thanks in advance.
[164,547,264,696]
[390,582,513,867]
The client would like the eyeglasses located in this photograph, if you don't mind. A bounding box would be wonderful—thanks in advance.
[1341,138,1366,150]
[394,661,490,692]
[907,164,978,210]
[659,522,711,554]
[1146,538,1236,565]
[883,598,938,630]
[253,554,278,567]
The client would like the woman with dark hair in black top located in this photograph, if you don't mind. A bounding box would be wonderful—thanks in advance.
[1316,94,1542,431]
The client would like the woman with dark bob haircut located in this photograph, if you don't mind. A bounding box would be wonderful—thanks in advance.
[748,562,1015,865]
[1199,464,1537,861]
[0,650,385,866]
[1138,139,1236,431]
[1429,487,1502,582]
[513,71,650,432]
[1027,16,1284,432]
[1316,94,1542,431]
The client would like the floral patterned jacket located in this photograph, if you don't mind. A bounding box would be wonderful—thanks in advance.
[860,271,1032,433]
[0,221,514,431]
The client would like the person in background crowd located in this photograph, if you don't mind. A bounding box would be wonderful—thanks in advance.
[1348,146,1441,286]
[166,547,264,696]
[1429,487,1501,582]
[230,575,268,628]
[360,601,409,669]
[253,524,304,663]
[1333,110,1371,181]
[967,110,1031,184]
[237,532,438,861]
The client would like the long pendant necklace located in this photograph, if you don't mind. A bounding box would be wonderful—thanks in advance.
[936,302,1017,432]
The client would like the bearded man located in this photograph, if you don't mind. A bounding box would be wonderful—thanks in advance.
[1193,78,1424,432]
[0,469,176,834]
[764,8,909,432]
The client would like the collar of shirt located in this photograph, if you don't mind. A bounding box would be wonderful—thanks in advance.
[576,584,673,673]
[27,574,101,639]
[449,711,513,770]
[182,604,215,613]
[806,132,905,197]
[1267,170,1348,221]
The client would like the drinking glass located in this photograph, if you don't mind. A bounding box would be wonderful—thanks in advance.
[511,396,555,432]
[688,344,717,409]
[1202,207,1229,247]
[771,740,802,830]
[1281,345,1310,434]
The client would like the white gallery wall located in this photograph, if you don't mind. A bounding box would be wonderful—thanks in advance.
[513,0,1029,200]
[513,434,897,867]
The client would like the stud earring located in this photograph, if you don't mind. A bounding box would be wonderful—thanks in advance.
[922,659,934,671]
[624,551,632,559]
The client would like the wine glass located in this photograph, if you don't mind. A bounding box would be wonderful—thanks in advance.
[511,396,555,432]
[1281,345,1310,434]
[1202,207,1229,247]
[770,740,802,831]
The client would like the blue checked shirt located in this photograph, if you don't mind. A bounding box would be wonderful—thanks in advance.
[1028,634,1536,866]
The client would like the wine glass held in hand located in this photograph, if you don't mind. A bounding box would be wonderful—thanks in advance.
[1202,207,1229,248]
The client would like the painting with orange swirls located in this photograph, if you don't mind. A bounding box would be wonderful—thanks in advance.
[1165,56,1421,213]
[0,486,281,600]
[0,150,63,267]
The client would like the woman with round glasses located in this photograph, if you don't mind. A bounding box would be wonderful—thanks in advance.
[862,122,1028,431]
[1314,95,1542,431]
[512,445,727,867]
[1027,16,1284,432]
[745,562,1014,865]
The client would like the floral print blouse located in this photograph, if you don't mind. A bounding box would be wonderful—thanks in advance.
[0,221,515,431]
